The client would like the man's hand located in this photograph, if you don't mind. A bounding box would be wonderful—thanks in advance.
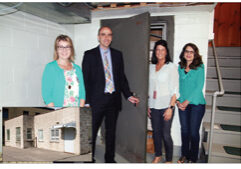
[147,108,151,118]
[128,96,140,105]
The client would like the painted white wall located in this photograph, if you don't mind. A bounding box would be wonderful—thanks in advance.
[74,19,100,66]
[0,9,74,107]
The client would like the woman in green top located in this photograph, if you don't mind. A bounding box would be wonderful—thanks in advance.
[176,43,206,163]
[42,35,85,107]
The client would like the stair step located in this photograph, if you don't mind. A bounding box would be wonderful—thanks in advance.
[203,122,241,134]
[202,142,241,163]
[220,124,241,132]
[225,91,241,95]
[208,57,241,68]
[205,91,241,108]
[223,146,241,156]
[206,78,241,92]
[208,47,241,57]
[203,105,241,126]
[217,106,241,112]
[207,67,241,79]
[203,122,241,147]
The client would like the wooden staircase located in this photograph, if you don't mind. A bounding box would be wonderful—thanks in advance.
[202,47,241,163]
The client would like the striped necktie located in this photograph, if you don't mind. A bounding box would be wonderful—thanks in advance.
[103,51,114,93]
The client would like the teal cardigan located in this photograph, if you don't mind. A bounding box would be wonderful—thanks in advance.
[42,60,85,107]
[178,64,206,105]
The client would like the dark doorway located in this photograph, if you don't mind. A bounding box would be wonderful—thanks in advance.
[150,16,174,60]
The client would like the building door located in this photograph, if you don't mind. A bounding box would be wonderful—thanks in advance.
[64,128,75,153]
[101,12,150,162]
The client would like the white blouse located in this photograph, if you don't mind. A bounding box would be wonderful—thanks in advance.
[148,63,179,109]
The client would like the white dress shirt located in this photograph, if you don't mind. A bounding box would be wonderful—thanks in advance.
[148,62,179,109]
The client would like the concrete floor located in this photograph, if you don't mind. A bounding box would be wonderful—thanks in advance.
[2,146,91,163]
[95,144,180,163]
[2,137,204,163]
[94,136,129,163]
[95,136,180,163]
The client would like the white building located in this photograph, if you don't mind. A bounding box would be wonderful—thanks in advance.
[4,107,91,155]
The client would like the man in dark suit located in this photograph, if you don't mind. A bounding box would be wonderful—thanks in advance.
[82,26,139,163]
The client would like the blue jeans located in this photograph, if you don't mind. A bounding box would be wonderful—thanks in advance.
[150,108,174,162]
[178,104,205,162]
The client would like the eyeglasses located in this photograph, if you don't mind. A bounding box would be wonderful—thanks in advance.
[99,33,112,37]
[184,50,194,54]
[57,46,71,50]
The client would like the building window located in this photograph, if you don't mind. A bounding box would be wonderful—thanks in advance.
[50,129,59,141]
[38,129,43,142]
[16,127,21,142]
[27,128,32,140]
[7,129,10,141]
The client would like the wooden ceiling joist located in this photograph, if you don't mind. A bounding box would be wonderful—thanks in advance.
[91,2,215,11]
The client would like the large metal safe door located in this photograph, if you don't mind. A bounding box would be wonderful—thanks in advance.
[101,12,150,162]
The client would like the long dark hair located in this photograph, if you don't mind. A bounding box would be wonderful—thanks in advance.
[151,40,172,64]
[179,43,203,69]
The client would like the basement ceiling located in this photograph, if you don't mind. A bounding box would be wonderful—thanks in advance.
[88,2,215,11]
[0,2,215,24]
[89,2,216,18]
[1,2,91,24]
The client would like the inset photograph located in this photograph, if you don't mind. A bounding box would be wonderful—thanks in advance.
[2,107,91,162]
[0,108,2,162]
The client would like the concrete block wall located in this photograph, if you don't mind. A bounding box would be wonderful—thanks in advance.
[7,107,52,119]
[0,108,2,154]
[0,6,75,107]
[79,108,92,154]
[74,19,100,66]
[4,115,24,148]
[33,108,78,153]
[23,115,34,148]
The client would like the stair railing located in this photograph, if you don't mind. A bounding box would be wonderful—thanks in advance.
[207,39,225,162]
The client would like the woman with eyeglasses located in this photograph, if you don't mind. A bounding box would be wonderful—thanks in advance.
[177,43,206,163]
[42,35,85,107]
[148,40,179,163]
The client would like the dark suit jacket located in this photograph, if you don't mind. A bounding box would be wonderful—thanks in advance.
[82,46,132,111]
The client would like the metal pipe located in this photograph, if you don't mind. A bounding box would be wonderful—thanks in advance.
[212,40,225,94]
[0,2,23,16]
[207,40,225,162]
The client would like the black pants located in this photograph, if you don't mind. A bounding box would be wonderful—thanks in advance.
[150,108,174,162]
[91,94,119,163]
